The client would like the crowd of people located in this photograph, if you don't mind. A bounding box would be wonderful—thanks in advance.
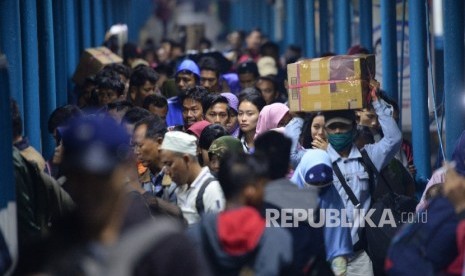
[8,28,465,276]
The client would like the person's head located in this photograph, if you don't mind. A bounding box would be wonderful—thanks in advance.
[260,42,280,65]
[180,86,209,129]
[121,107,152,135]
[102,63,132,97]
[257,56,278,77]
[95,75,125,106]
[78,76,97,108]
[142,94,168,121]
[254,131,292,180]
[186,120,212,140]
[219,153,268,208]
[61,116,133,239]
[48,105,82,145]
[254,103,291,139]
[227,30,245,49]
[355,125,375,149]
[300,112,326,148]
[256,76,279,105]
[208,136,243,175]
[171,41,185,60]
[356,107,380,130]
[107,100,133,124]
[175,59,200,93]
[347,44,370,55]
[324,110,357,153]
[123,42,140,66]
[238,91,266,136]
[245,29,262,51]
[133,116,167,172]
[204,94,230,126]
[198,56,221,93]
[237,61,259,89]
[10,99,22,140]
[198,124,229,166]
[128,65,159,106]
[221,92,239,134]
[292,149,334,189]
[285,45,302,65]
[199,37,212,52]
[160,131,200,185]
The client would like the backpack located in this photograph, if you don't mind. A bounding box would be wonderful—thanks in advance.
[195,177,216,215]
[332,148,417,276]
[385,196,459,276]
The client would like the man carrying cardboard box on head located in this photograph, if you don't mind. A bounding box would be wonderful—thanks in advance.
[322,83,402,276]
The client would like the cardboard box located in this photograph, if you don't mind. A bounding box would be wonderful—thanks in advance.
[287,54,375,112]
[73,47,123,85]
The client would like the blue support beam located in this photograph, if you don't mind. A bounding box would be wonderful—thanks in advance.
[408,0,431,183]
[359,0,373,53]
[285,0,298,46]
[79,0,92,49]
[304,0,316,58]
[52,0,68,107]
[319,0,329,55]
[0,55,15,209]
[0,1,24,117]
[37,0,57,159]
[261,0,271,37]
[333,0,351,54]
[104,0,114,30]
[92,0,105,46]
[443,0,465,159]
[20,0,41,151]
[65,0,78,103]
[380,0,398,101]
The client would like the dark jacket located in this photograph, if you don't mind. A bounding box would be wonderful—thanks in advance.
[189,208,293,276]
[263,178,328,274]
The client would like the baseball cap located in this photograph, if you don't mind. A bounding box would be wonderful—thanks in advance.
[257,56,278,76]
[62,116,131,175]
[208,136,243,158]
[324,110,356,128]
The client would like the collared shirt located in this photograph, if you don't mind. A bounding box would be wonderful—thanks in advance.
[175,167,225,225]
[142,170,177,203]
[327,99,402,245]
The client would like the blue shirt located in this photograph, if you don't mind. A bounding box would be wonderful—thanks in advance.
[327,99,402,245]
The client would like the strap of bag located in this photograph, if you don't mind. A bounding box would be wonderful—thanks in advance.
[195,177,216,215]
[332,162,361,208]
[359,148,395,193]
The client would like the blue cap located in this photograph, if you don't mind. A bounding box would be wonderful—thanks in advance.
[62,116,131,174]
[176,59,200,78]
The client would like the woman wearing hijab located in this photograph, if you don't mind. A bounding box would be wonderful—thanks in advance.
[291,149,352,276]
[254,103,292,139]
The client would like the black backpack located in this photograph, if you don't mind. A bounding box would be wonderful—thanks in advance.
[332,148,417,276]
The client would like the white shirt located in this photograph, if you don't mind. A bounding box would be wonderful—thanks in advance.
[175,167,225,225]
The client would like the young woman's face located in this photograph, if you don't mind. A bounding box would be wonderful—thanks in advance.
[238,101,260,134]
[311,115,326,140]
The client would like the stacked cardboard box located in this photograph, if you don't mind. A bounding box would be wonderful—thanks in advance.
[287,54,375,112]
[73,47,123,86]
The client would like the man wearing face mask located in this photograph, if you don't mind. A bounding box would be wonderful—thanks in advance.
[323,87,402,276]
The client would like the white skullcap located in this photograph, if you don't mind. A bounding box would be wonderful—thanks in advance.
[161,131,197,156]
